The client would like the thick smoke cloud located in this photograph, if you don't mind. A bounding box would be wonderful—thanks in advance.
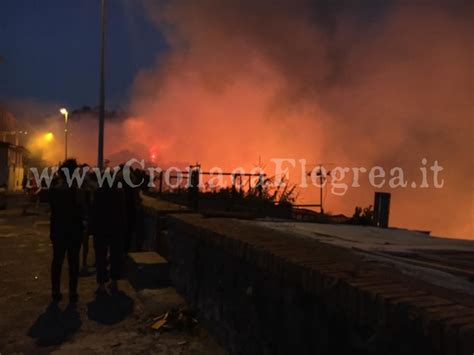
[11,1,471,238]
[123,0,472,238]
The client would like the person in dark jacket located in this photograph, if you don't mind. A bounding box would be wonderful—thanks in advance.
[91,169,127,294]
[122,165,140,253]
[49,159,86,304]
[81,165,97,273]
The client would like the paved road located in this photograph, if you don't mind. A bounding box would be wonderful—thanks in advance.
[0,204,226,354]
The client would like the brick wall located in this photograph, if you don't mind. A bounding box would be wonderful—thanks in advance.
[142,204,473,355]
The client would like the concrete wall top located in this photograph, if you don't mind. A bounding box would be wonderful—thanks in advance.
[163,212,474,355]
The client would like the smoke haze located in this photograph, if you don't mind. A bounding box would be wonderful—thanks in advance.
[12,0,474,238]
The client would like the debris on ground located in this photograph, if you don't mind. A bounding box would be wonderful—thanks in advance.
[151,307,198,332]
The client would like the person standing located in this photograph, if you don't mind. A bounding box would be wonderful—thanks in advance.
[80,165,97,273]
[49,159,86,304]
[122,166,140,253]
[91,169,127,294]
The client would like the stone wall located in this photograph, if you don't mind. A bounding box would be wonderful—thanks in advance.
[141,202,473,355]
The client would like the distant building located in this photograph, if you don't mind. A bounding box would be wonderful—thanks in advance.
[0,106,26,191]
[0,104,16,133]
[0,142,25,191]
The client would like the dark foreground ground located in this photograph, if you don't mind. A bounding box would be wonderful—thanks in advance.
[0,198,226,355]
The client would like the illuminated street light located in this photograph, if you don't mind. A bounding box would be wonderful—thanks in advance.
[44,132,54,142]
[59,108,68,161]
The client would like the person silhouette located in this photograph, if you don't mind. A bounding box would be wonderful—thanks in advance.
[49,159,87,304]
[91,167,127,294]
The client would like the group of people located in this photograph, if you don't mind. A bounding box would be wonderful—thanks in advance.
[48,159,139,304]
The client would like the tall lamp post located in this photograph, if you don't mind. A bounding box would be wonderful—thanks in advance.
[98,0,107,170]
[60,108,68,161]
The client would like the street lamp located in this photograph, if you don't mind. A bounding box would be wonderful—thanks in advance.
[44,132,54,142]
[59,108,68,160]
[98,0,107,170]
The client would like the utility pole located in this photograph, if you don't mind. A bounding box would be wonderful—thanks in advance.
[98,0,107,170]
[60,108,68,160]
[319,164,324,214]
[64,114,68,160]
[304,164,328,214]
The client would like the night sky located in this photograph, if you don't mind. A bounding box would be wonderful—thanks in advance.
[0,0,389,110]
[1,0,167,108]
